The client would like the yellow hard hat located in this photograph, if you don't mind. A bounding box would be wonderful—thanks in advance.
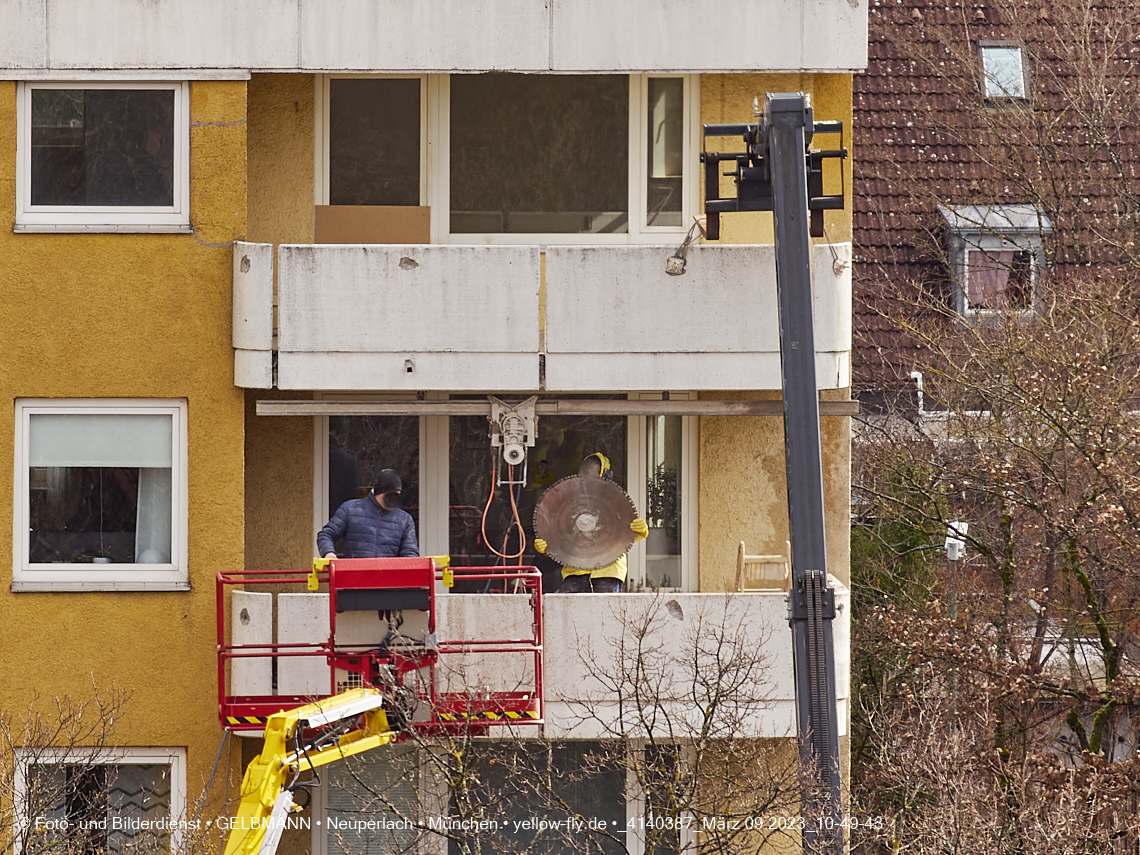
[583,452,613,480]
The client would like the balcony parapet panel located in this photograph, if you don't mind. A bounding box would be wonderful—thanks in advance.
[234,241,852,393]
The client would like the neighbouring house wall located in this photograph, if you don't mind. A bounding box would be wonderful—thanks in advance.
[0,80,248,805]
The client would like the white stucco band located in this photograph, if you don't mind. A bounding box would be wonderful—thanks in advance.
[1,0,867,73]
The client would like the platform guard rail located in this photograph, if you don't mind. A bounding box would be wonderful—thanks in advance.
[217,558,543,735]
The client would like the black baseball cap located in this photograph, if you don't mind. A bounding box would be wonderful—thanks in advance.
[373,469,403,495]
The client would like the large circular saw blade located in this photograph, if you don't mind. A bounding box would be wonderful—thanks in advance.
[534,475,638,570]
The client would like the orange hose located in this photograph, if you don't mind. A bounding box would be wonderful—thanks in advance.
[481,462,527,562]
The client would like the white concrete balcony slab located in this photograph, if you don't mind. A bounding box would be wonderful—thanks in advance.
[539,587,850,740]
[4,0,867,74]
[234,241,852,393]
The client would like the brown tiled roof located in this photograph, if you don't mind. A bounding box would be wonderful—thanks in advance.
[852,0,1140,407]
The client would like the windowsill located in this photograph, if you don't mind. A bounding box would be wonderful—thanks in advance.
[14,222,194,234]
[12,579,191,593]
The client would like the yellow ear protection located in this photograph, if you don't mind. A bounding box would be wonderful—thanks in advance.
[586,452,614,480]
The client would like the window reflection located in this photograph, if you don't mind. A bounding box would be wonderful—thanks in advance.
[450,74,630,234]
[645,415,683,588]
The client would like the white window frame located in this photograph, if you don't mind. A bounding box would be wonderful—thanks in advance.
[15,81,191,233]
[13,398,189,592]
[316,74,700,245]
[13,747,188,855]
[313,393,698,591]
[979,41,1029,100]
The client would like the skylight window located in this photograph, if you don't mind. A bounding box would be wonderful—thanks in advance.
[979,43,1027,99]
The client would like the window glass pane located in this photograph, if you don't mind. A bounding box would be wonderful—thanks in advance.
[448,742,625,855]
[30,413,172,467]
[28,414,174,565]
[450,74,629,234]
[28,467,172,565]
[30,763,172,854]
[647,78,684,227]
[449,412,626,590]
[643,745,683,854]
[327,414,420,528]
[329,78,421,206]
[967,249,1032,310]
[982,46,1025,98]
[31,88,175,207]
[645,415,682,589]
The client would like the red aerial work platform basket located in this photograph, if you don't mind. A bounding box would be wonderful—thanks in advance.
[217,558,544,734]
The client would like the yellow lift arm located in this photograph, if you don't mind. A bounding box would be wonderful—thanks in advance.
[224,688,398,855]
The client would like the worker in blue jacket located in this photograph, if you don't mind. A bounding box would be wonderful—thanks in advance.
[318,469,419,559]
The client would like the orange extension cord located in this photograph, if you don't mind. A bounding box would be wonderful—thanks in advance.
[480,461,527,564]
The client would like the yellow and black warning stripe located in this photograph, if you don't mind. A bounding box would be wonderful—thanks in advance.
[226,715,269,727]
[438,710,539,722]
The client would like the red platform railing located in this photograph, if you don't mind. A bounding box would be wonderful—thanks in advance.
[217,559,543,733]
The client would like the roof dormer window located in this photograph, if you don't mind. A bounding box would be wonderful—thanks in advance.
[940,204,1053,318]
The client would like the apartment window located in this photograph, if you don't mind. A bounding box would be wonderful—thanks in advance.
[316,397,696,591]
[979,42,1028,99]
[14,400,188,591]
[450,74,630,235]
[315,741,689,855]
[16,82,190,232]
[318,74,697,242]
[14,748,186,855]
[939,204,1053,318]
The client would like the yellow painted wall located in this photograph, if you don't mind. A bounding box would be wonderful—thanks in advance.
[248,73,315,246]
[245,73,318,571]
[0,80,248,819]
[700,73,854,245]
[695,73,853,592]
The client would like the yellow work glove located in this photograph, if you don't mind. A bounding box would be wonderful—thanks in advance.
[631,518,649,541]
[534,538,548,554]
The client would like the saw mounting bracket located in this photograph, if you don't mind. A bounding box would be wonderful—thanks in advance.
[488,396,538,484]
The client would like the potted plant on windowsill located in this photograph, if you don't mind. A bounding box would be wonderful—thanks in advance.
[646,463,680,555]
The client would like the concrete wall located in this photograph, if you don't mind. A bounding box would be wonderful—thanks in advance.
[0,79,248,815]
[0,0,868,74]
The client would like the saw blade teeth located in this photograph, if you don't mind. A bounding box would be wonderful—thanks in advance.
[533,475,639,570]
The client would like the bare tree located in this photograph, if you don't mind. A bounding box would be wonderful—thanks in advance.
[320,593,806,855]
[0,684,213,855]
